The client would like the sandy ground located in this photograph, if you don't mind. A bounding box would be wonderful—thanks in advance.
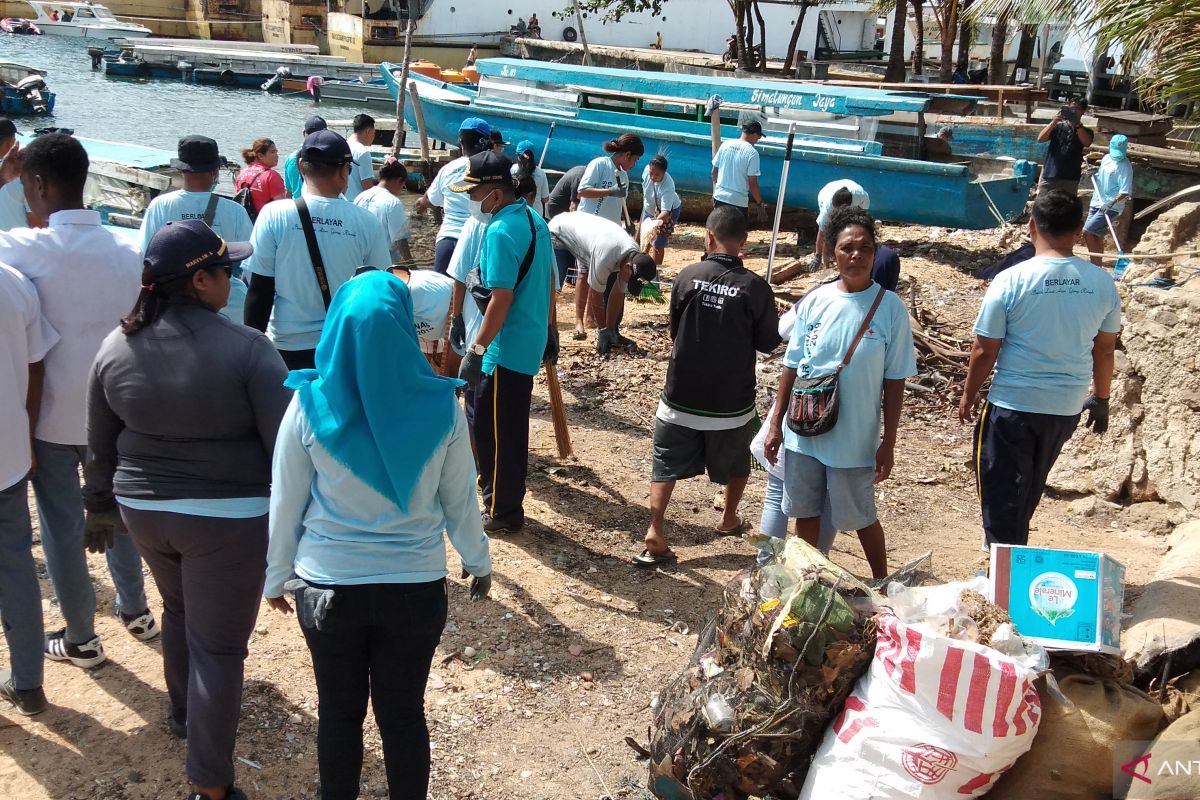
[0,209,1171,800]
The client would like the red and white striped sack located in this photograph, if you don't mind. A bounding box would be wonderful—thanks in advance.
[800,610,1042,799]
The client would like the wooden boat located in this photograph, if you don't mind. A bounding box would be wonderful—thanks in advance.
[0,62,55,115]
[22,1,150,39]
[99,41,376,86]
[382,58,1038,229]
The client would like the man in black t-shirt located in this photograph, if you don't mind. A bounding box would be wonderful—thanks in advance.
[1037,96,1094,198]
[546,165,586,220]
[635,207,782,566]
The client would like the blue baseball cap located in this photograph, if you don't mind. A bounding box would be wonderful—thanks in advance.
[144,220,252,285]
[1109,134,1129,159]
[458,117,492,137]
[515,139,536,157]
[303,115,327,135]
[300,129,352,166]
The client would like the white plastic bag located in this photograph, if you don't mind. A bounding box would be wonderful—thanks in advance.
[799,610,1042,799]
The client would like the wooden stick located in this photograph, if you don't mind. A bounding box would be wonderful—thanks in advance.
[407,80,430,167]
[389,19,416,158]
[543,363,572,458]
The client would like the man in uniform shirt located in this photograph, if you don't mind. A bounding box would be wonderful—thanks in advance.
[345,113,377,202]
[711,121,765,220]
[0,134,157,668]
[243,130,390,370]
[283,115,327,200]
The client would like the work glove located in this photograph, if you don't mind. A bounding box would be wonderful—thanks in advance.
[458,349,484,390]
[449,313,466,353]
[543,325,559,364]
[460,567,492,602]
[1082,395,1110,434]
[83,508,122,554]
[284,579,337,631]
[807,251,823,273]
[607,176,628,198]
[597,328,617,355]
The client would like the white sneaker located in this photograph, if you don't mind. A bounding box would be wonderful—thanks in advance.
[44,629,107,668]
[119,609,160,642]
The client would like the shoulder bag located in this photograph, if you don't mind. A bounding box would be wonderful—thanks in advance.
[201,192,220,227]
[787,284,885,437]
[294,198,332,309]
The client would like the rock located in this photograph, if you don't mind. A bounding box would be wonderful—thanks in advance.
[462,646,477,659]
[568,643,584,657]
[288,713,302,724]
[1122,520,1200,681]
[1069,496,1101,517]
[1121,501,1179,535]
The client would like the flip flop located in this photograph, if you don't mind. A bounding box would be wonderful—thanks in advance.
[632,548,677,567]
[715,515,750,537]
[571,330,587,341]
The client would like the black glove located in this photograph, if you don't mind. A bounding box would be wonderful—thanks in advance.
[469,573,492,602]
[597,328,617,355]
[449,313,466,354]
[83,508,122,554]
[459,349,484,390]
[1082,395,1110,434]
[543,325,559,364]
[808,251,823,273]
[608,175,628,198]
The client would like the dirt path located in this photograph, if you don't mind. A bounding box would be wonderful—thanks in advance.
[0,214,1166,800]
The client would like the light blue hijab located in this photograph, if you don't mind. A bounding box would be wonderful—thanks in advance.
[284,270,463,512]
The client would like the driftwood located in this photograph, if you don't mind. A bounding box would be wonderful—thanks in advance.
[906,280,973,404]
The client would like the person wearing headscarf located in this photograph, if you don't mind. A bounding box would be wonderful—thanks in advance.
[265,269,491,800]
[511,139,550,218]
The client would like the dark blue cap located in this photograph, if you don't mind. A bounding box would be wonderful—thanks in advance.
[144,220,252,284]
[300,129,352,166]
[449,150,514,192]
[458,117,492,137]
[303,115,327,135]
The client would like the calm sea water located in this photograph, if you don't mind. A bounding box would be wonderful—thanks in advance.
[4,33,378,160]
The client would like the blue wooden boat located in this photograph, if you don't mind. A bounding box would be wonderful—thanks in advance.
[382,58,1038,229]
[0,62,55,115]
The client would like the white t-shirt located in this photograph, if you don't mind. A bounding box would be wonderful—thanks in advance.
[354,185,411,248]
[577,155,626,223]
[548,211,638,292]
[0,179,28,231]
[242,193,391,350]
[426,155,471,241]
[641,164,682,217]
[712,139,761,207]
[816,179,870,229]
[511,163,551,218]
[0,263,59,488]
[407,269,454,341]
[447,217,487,354]
[345,137,374,202]
[137,190,254,254]
[0,209,141,444]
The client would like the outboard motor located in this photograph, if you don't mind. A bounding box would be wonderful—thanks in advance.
[87,46,105,69]
[260,65,291,93]
[16,74,49,114]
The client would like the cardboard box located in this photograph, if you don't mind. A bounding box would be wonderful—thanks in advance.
[990,545,1126,654]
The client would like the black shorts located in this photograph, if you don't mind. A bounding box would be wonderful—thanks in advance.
[714,199,749,219]
[651,417,755,484]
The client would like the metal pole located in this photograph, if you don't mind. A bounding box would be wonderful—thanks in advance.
[536,121,557,170]
[765,123,796,283]
[390,17,416,158]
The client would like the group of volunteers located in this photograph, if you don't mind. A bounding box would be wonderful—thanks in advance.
[0,93,1122,800]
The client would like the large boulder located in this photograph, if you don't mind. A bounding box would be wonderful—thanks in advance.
[1122,521,1200,682]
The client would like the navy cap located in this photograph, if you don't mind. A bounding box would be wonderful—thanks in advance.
[458,117,492,137]
[303,115,327,135]
[741,120,763,135]
[171,135,222,172]
[449,150,514,192]
[627,253,657,296]
[300,129,353,166]
[0,118,16,140]
[144,220,252,284]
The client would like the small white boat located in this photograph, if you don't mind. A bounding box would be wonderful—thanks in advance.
[23,1,150,39]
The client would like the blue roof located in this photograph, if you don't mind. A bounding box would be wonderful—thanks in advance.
[477,58,980,117]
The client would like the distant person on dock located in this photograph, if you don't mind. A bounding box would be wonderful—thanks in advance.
[959,190,1120,548]
[811,179,869,270]
[0,133,158,668]
[641,154,682,266]
[0,118,34,231]
[465,45,477,68]
[712,121,765,222]
[354,157,413,265]
[1083,134,1133,268]
[242,129,390,371]
[549,211,656,351]
[139,135,254,325]
[578,133,645,225]
[235,137,288,217]
[511,139,549,217]
[1036,96,1093,198]
[344,113,377,202]
[415,116,493,275]
[283,115,327,200]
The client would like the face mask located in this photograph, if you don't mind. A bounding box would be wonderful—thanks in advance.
[469,190,496,224]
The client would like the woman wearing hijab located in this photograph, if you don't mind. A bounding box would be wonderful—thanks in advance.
[265,269,492,800]
[83,220,291,800]
[577,132,644,224]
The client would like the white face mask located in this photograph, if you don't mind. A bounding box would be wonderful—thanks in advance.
[469,190,497,224]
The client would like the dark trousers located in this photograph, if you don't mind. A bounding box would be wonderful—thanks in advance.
[279,348,316,371]
[433,236,458,275]
[298,580,448,800]
[473,364,534,526]
[714,199,749,219]
[120,506,267,787]
[973,401,1080,546]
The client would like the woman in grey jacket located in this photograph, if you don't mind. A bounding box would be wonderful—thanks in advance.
[83,220,291,800]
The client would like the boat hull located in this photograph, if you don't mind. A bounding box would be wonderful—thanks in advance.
[0,87,55,114]
[384,67,1033,229]
[36,22,149,38]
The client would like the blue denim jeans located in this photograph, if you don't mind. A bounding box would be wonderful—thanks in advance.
[31,440,147,643]
[0,478,44,690]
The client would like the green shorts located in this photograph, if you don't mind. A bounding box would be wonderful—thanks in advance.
[651,417,755,484]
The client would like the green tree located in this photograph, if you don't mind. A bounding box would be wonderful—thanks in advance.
[884,0,909,81]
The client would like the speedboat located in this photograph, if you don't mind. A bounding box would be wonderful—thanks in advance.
[1,17,42,34]
[22,1,150,38]
[0,62,55,114]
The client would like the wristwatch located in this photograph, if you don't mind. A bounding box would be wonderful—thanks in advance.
[470,343,487,356]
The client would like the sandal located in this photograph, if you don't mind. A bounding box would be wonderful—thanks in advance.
[715,515,750,537]
[571,329,587,341]
[632,548,678,568]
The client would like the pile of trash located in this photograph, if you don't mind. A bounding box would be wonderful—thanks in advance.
[647,538,879,799]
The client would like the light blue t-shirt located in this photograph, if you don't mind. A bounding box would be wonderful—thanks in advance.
[448,216,488,354]
[577,155,625,223]
[712,139,761,207]
[283,150,303,199]
[641,164,682,217]
[408,269,454,341]
[242,194,390,350]
[345,138,374,202]
[1091,155,1133,215]
[353,184,411,254]
[974,254,1122,417]
[427,155,471,241]
[479,200,553,377]
[0,178,28,231]
[783,282,916,468]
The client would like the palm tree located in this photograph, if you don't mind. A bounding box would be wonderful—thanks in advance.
[884,0,909,81]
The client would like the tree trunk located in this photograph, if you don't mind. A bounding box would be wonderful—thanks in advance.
[988,9,1010,85]
[732,1,749,70]
[884,0,908,82]
[938,0,958,82]
[1010,23,1036,84]
[741,0,754,71]
[752,0,767,71]
[783,1,811,72]
[911,0,924,75]
[955,0,973,72]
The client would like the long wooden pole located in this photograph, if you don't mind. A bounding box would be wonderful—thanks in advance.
[575,4,592,67]
[407,80,430,166]
[765,123,795,283]
[544,364,572,458]
[389,18,416,158]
